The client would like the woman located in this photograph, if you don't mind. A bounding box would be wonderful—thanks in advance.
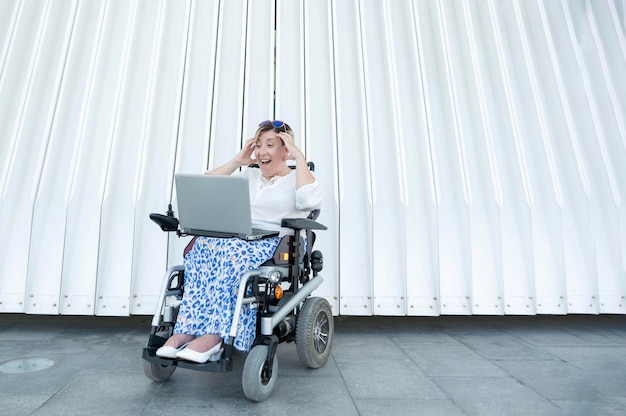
[156,120,322,363]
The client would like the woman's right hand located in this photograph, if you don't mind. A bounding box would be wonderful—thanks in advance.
[234,137,257,167]
[206,137,257,175]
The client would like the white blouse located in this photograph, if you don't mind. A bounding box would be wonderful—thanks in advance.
[238,167,322,236]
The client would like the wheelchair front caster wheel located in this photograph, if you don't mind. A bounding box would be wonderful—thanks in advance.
[296,297,334,368]
[143,360,176,382]
[242,345,278,402]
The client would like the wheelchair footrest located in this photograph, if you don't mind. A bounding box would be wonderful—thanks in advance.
[142,347,233,372]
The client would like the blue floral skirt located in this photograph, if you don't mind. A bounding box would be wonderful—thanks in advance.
[173,236,280,352]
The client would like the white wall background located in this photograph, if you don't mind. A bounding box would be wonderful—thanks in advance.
[0,0,624,317]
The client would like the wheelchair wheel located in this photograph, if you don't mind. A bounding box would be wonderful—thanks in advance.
[143,360,176,382]
[296,297,334,369]
[242,345,278,402]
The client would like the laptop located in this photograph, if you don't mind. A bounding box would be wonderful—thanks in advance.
[174,173,279,241]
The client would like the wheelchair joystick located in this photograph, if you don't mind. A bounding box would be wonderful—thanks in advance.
[149,205,180,232]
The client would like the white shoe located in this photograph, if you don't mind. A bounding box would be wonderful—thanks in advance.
[176,343,223,363]
[156,342,190,359]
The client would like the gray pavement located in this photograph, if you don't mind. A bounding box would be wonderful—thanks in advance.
[0,314,625,415]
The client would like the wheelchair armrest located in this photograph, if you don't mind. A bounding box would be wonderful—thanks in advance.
[281,218,327,231]
[149,213,179,232]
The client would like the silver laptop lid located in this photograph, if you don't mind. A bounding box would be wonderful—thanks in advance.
[175,174,253,236]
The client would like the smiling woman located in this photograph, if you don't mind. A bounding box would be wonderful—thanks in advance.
[156,120,323,362]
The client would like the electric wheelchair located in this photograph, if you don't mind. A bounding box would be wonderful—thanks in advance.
[142,164,333,402]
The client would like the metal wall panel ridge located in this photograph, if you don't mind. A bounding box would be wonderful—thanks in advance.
[360,0,408,316]
[332,0,374,315]
[60,0,119,315]
[396,0,440,316]
[128,1,192,316]
[1,0,59,312]
[26,0,81,314]
[166,0,220,268]
[559,0,626,313]
[0,0,624,316]
[82,0,142,316]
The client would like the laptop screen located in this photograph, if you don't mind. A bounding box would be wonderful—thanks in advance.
[175,174,253,235]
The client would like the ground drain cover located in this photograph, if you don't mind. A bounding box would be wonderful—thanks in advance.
[0,358,55,374]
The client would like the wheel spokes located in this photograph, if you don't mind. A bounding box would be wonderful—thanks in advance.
[313,313,330,353]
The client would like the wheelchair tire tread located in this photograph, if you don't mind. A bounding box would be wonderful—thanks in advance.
[143,360,176,382]
[242,345,278,402]
[295,297,334,369]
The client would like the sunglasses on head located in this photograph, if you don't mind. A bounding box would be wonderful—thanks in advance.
[258,120,286,129]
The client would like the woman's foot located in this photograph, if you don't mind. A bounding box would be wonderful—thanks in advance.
[156,333,196,359]
[175,342,223,363]
[175,334,223,363]
[163,333,196,349]
[184,334,222,353]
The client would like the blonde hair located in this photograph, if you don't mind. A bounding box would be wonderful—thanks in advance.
[254,120,293,142]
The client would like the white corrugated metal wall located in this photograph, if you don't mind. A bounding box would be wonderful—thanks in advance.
[0,0,624,317]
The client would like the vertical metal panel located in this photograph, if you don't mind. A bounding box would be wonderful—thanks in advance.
[276,0,340,309]
[416,0,473,314]
[167,0,220,266]
[485,0,536,314]
[242,0,274,130]
[34,0,92,314]
[511,0,568,314]
[207,0,248,168]
[398,0,440,316]
[129,1,191,315]
[0,0,53,312]
[560,0,626,313]
[360,0,407,315]
[59,0,110,315]
[586,0,626,312]
[95,0,149,316]
[536,0,597,313]
[332,0,374,315]
[300,0,340,311]
[458,0,505,315]
[494,1,558,313]
[0,0,20,86]
[26,0,80,314]
[276,0,303,126]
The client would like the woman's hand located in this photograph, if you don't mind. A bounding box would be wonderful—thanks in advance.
[234,137,258,166]
[278,131,315,187]
[206,137,257,175]
[278,131,305,163]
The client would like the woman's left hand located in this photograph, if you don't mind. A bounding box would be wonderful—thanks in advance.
[278,131,305,162]
[278,131,315,187]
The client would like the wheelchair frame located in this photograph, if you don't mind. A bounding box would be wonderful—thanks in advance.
[142,168,333,401]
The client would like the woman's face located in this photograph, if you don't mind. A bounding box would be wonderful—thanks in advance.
[254,130,288,177]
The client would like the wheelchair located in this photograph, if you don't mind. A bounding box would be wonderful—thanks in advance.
[141,165,333,402]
